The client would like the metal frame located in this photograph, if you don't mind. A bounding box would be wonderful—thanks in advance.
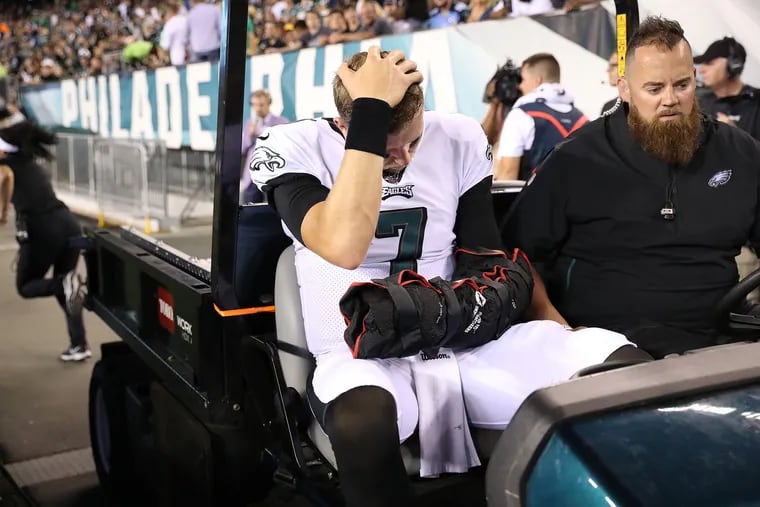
[210,0,248,304]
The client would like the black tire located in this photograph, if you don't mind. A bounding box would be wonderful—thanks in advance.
[88,344,154,505]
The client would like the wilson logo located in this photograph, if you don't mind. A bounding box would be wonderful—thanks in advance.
[157,287,175,333]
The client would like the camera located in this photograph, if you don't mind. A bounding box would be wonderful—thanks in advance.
[483,59,522,107]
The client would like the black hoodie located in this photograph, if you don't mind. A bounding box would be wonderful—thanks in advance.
[508,103,760,332]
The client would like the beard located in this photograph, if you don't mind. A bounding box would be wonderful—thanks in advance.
[627,101,703,166]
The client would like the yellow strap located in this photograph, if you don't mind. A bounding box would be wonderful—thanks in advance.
[617,14,627,78]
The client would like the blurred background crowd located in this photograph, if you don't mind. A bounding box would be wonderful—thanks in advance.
[0,0,601,85]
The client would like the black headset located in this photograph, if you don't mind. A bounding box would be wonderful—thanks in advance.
[725,37,745,79]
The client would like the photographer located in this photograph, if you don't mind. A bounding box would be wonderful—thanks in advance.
[494,53,587,181]
[481,59,522,147]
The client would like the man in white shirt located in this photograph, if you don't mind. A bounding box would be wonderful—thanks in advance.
[160,3,188,67]
[186,0,221,62]
[250,47,642,507]
[495,52,587,180]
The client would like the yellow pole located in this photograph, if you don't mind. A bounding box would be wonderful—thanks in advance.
[616,14,627,78]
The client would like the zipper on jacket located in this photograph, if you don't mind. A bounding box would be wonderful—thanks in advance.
[661,166,677,221]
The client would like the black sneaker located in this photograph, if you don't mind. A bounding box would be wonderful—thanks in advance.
[62,271,85,315]
[60,345,92,362]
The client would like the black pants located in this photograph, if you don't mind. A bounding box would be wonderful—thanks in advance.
[621,322,752,359]
[241,182,266,205]
[15,208,85,348]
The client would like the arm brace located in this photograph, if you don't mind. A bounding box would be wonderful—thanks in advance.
[339,248,535,359]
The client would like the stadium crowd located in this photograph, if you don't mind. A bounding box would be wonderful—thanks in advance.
[0,0,601,84]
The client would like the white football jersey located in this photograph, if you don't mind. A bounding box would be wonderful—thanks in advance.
[251,111,493,356]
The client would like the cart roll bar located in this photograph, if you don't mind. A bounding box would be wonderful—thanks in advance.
[211,0,249,309]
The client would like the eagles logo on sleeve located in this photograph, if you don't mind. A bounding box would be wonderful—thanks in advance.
[486,144,493,161]
[250,146,286,172]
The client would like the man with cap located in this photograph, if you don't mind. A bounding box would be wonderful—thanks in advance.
[697,37,760,298]
[39,58,61,83]
[696,37,760,140]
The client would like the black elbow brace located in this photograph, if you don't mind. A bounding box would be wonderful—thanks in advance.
[339,248,535,359]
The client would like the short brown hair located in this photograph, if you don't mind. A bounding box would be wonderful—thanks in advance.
[522,53,560,83]
[332,51,424,133]
[626,16,691,64]
[251,89,272,104]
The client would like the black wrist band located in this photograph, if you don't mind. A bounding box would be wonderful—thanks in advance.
[344,98,392,158]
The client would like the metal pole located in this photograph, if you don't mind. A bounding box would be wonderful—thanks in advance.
[68,135,75,192]
[181,149,188,194]
[140,143,151,234]
[88,136,95,198]
[210,0,247,308]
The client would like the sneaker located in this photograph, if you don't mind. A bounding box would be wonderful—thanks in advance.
[60,345,92,362]
[62,271,85,315]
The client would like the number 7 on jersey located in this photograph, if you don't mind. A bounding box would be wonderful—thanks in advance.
[375,207,428,274]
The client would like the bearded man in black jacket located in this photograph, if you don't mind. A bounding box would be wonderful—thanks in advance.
[508,16,760,358]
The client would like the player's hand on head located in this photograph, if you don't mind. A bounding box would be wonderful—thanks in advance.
[337,46,423,108]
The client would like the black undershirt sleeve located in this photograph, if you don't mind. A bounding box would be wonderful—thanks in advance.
[268,173,502,249]
[266,173,329,244]
[454,176,504,251]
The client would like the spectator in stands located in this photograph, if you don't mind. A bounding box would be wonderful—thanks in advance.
[74,47,92,77]
[160,2,188,66]
[246,5,259,56]
[287,20,309,50]
[330,1,392,42]
[696,37,760,141]
[122,38,157,70]
[494,53,587,180]
[387,0,429,33]
[302,10,331,48]
[364,0,394,34]
[87,56,103,77]
[118,0,131,21]
[19,60,38,85]
[427,0,466,29]
[343,5,361,33]
[325,9,349,35]
[258,21,288,54]
[601,51,620,114]
[240,89,289,203]
[270,0,294,21]
[466,0,496,23]
[187,0,222,63]
[39,58,61,82]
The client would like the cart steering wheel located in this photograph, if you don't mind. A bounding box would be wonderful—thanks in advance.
[715,266,760,332]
